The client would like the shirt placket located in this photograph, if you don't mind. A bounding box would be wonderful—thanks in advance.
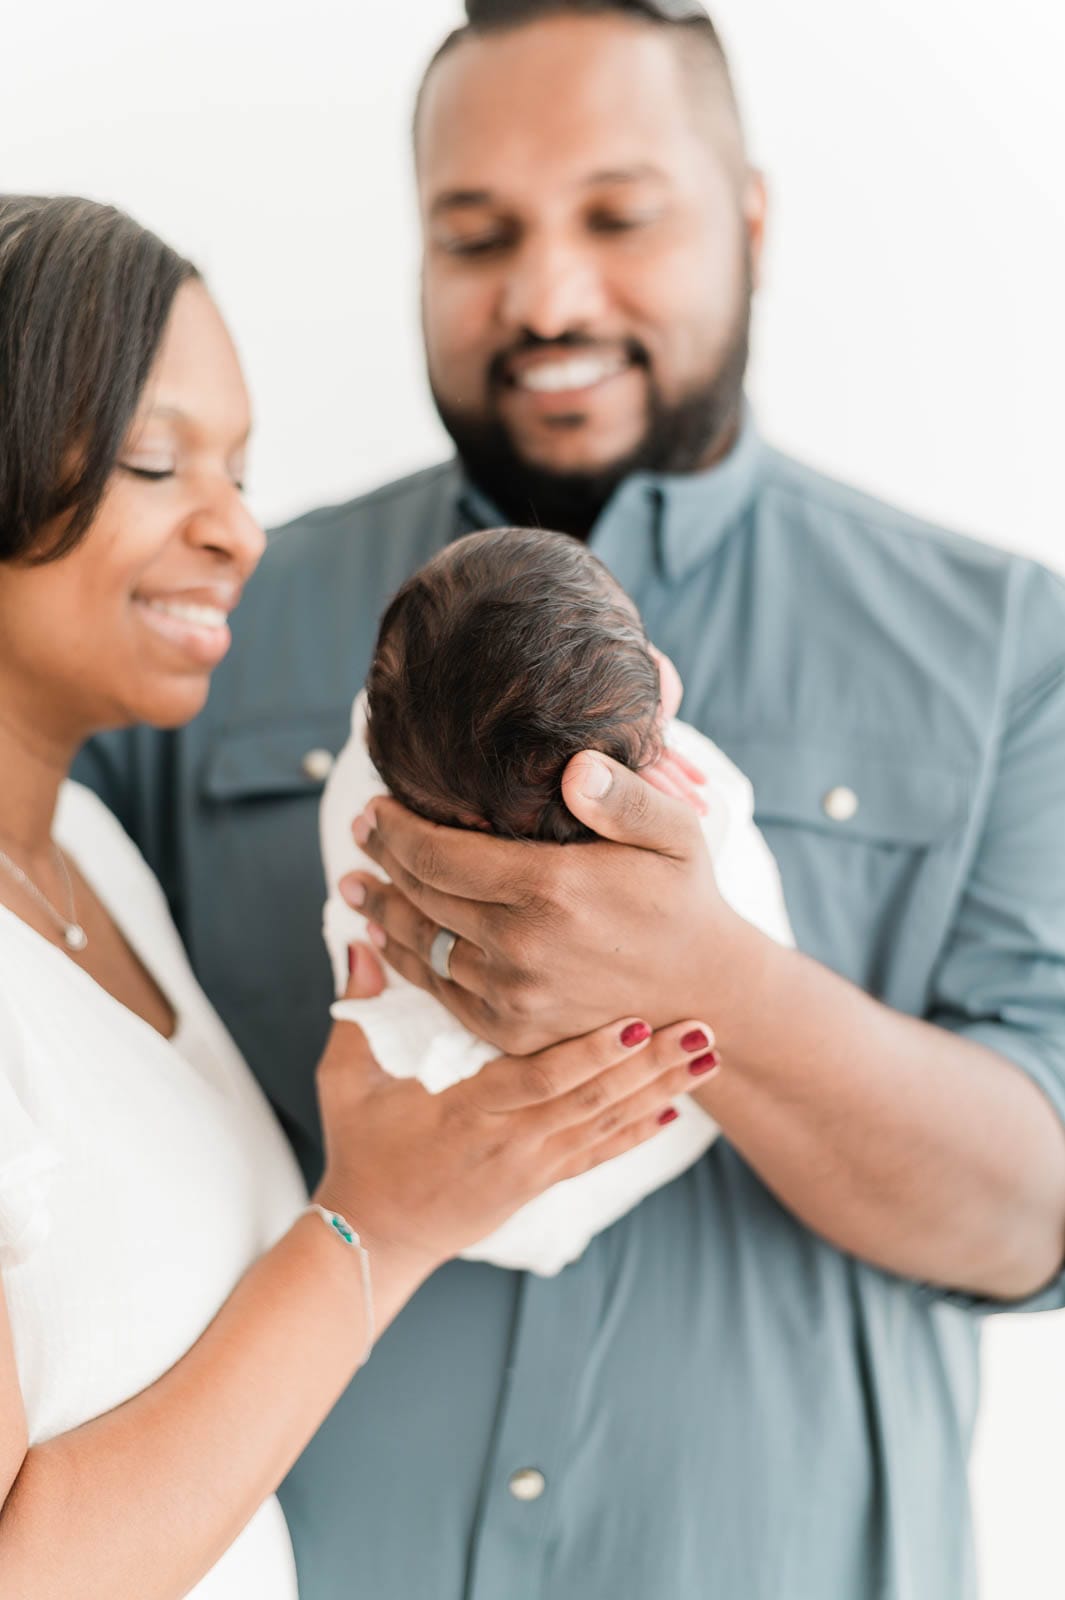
[465,1265,597,1600]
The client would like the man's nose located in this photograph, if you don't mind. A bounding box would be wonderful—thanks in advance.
[499,235,609,339]
[187,480,266,578]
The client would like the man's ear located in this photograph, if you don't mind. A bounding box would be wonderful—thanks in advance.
[743,169,768,292]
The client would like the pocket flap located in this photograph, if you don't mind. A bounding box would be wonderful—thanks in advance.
[723,736,973,848]
[201,712,353,802]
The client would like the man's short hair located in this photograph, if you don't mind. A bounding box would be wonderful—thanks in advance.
[414,0,745,166]
[365,527,663,844]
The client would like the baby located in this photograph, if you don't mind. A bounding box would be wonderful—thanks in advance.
[321,527,793,1275]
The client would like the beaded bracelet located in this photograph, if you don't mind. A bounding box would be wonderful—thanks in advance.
[306,1204,375,1367]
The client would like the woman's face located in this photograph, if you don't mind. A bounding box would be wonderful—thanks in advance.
[0,281,263,744]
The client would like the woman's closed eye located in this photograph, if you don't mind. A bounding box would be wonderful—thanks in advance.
[119,463,174,482]
[118,462,247,493]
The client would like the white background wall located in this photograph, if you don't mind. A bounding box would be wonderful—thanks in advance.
[6,1,1064,1591]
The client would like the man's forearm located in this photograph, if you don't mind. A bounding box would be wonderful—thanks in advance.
[696,914,1065,1299]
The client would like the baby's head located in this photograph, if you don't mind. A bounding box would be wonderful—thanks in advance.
[365,527,669,843]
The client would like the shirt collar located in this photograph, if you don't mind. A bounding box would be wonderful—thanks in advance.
[455,405,765,586]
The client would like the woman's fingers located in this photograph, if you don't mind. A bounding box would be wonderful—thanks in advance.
[474,1016,652,1113]
[545,1051,718,1173]
[474,1017,715,1121]
[344,941,387,999]
[530,1019,718,1137]
[553,1102,696,1183]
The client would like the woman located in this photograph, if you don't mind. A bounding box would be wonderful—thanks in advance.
[0,196,710,1599]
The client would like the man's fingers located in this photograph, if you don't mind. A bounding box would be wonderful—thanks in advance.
[357,796,527,905]
[343,874,471,968]
[345,842,497,943]
[369,920,495,1003]
[560,752,697,857]
[368,925,498,1022]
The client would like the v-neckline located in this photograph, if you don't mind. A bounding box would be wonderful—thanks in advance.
[0,801,180,1047]
[0,896,182,1052]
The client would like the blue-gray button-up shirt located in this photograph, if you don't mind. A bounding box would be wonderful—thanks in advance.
[77,419,1065,1599]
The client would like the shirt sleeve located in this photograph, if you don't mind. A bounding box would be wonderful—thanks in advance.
[0,994,60,1269]
[923,560,1065,1314]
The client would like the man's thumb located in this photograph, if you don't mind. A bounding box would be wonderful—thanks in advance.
[562,751,689,851]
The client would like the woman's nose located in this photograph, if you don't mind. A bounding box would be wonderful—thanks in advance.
[187,481,266,577]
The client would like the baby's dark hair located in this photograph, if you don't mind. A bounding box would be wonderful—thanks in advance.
[365,528,662,843]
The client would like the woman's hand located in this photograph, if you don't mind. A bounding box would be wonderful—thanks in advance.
[313,955,719,1276]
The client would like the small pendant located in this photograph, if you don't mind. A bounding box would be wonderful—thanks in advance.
[64,923,88,952]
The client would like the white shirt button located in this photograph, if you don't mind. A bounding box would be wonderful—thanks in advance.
[301,748,335,783]
[822,785,859,823]
[508,1468,546,1502]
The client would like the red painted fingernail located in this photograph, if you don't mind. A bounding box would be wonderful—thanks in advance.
[657,1107,680,1126]
[621,1021,652,1048]
[689,1052,720,1077]
[681,1029,710,1052]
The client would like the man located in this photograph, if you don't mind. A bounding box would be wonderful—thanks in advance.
[77,2,1065,1596]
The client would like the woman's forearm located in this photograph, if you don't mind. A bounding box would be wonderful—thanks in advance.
[0,1215,428,1600]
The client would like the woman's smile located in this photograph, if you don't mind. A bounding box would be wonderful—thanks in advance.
[131,583,241,669]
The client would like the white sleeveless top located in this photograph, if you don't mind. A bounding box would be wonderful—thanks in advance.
[0,783,305,1599]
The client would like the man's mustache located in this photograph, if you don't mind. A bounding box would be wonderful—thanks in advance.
[488,333,649,388]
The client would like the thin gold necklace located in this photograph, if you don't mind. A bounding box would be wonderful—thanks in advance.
[0,842,88,951]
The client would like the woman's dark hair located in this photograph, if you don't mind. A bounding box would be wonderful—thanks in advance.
[366,527,662,844]
[0,195,199,563]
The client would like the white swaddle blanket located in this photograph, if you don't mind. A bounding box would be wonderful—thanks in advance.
[322,692,794,1276]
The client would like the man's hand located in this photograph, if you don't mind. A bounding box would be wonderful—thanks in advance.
[340,750,1065,1300]
[340,751,740,1056]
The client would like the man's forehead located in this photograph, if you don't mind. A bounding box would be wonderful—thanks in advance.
[416,15,708,194]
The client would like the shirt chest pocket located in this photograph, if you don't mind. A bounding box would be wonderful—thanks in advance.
[722,736,977,1009]
[197,711,354,980]
[193,714,354,1148]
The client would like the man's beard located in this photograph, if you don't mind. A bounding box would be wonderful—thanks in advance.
[431,280,752,541]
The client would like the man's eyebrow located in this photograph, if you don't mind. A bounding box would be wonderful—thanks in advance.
[429,165,668,217]
[584,164,669,187]
[430,189,496,217]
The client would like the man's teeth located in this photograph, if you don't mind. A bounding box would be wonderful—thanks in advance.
[144,599,227,629]
[516,354,628,394]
